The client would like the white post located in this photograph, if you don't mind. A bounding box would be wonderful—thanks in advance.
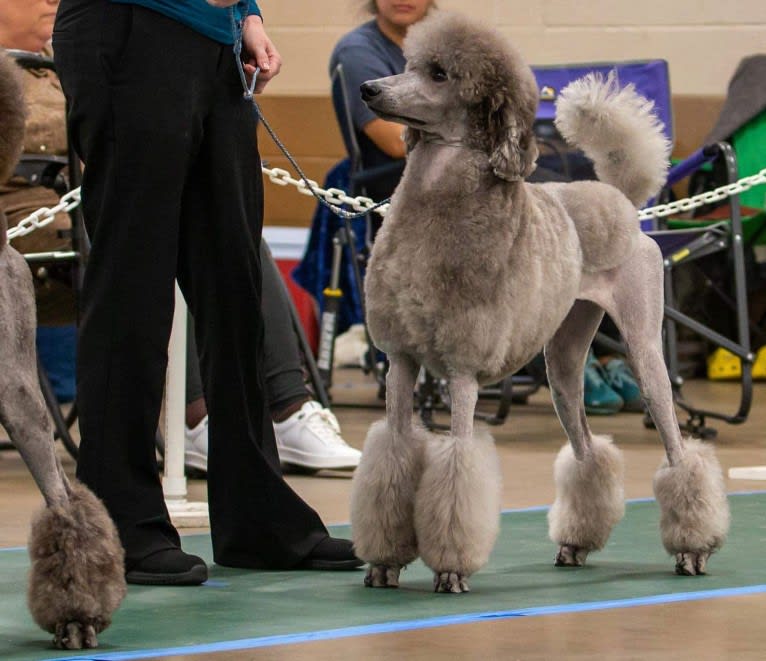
[163,282,209,527]
[728,466,766,481]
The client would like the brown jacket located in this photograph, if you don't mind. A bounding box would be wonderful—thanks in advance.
[1,45,69,242]
[0,47,74,323]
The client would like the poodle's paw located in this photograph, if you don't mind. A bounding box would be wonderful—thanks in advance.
[675,552,710,576]
[554,544,590,567]
[53,621,98,650]
[433,571,470,594]
[364,564,401,588]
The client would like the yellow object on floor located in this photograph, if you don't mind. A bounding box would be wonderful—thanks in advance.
[754,346,766,380]
[707,348,742,380]
[708,346,766,380]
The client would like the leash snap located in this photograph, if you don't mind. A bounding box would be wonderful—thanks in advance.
[229,6,258,99]
[243,66,259,100]
[227,6,392,220]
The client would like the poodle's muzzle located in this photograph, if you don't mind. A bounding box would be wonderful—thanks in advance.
[360,80,382,103]
[360,75,429,128]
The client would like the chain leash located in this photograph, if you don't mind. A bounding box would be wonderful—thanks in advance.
[8,167,766,242]
[228,7,391,221]
[6,188,81,240]
[5,8,766,242]
[638,168,766,221]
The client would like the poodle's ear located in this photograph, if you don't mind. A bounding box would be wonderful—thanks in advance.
[404,127,421,153]
[486,96,538,181]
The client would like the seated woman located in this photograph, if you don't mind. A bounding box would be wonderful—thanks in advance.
[0,0,77,401]
[329,0,434,203]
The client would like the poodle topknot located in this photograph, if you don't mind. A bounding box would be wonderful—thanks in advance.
[403,11,540,179]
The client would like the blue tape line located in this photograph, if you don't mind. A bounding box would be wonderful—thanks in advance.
[40,584,766,660]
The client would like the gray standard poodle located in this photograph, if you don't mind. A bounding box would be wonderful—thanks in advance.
[350,11,729,593]
[0,52,126,648]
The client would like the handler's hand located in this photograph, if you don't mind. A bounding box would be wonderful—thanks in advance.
[241,15,282,93]
[206,1,239,7]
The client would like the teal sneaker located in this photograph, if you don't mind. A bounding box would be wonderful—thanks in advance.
[584,352,623,415]
[602,358,644,412]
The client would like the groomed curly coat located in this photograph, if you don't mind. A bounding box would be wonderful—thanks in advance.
[349,11,730,593]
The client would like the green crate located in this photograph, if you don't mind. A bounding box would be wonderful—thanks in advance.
[732,111,766,211]
[666,111,766,246]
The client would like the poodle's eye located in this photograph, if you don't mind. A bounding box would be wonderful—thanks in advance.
[429,64,448,82]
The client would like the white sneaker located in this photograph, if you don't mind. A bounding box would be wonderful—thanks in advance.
[333,323,368,368]
[184,416,209,473]
[274,401,361,471]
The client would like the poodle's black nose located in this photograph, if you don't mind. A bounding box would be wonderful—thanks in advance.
[360,81,382,101]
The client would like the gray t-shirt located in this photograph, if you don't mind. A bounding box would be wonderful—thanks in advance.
[329,20,406,199]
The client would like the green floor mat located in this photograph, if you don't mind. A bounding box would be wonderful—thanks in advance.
[1,494,764,660]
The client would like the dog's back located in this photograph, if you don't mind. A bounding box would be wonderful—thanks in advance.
[532,179,641,273]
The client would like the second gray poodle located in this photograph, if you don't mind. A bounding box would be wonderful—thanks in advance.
[350,11,729,593]
[1,51,126,648]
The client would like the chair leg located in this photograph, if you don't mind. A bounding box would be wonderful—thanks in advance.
[284,275,330,409]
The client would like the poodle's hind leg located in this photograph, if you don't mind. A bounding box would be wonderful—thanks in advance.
[606,237,729,574]
[350,354,425,587]
[0,252,69,509]
[27,481,127,649]
[0,256,124,648]
[414,374,502,593]
[545,300,626,567]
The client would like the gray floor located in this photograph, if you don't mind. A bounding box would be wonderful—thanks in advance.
[1,371,764,660]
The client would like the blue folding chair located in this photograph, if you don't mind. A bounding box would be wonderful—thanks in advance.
[532,59,754,437]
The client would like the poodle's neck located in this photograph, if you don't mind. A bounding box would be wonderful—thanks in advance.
[406,141,495,194]
[420,134,482,151]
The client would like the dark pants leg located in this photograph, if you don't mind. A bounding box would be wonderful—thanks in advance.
[54,0,327,569]
[186,241,309,415]
[260,243,310,414]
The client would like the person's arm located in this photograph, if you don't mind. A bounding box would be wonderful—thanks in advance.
[241,15,281,93]
[205,2,276,93]
[362,118,406,159]
[333,44,406,158]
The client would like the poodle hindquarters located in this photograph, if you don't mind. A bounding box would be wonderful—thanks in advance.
[553,74,730,574]
[0,51,126,649]
[352,10,730,591]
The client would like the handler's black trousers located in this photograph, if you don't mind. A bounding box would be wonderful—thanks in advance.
[53,0,328,568]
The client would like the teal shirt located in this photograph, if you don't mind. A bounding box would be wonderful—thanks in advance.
[109,0,261,44]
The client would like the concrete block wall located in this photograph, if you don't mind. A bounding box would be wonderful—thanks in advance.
[260,0,765,96]
[256,1,762,226]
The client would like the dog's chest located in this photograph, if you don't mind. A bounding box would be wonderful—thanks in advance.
[365,184,586,376]
[366,210,514,349]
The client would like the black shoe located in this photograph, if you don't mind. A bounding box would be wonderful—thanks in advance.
[125,548,208,586]
[296,537,365,570]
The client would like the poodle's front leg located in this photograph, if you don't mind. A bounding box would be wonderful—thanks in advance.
[350,353,425,587]
[415,374,502,593]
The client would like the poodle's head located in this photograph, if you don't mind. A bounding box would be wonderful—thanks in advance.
[360,11,539,181]
[0,51,27,184]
